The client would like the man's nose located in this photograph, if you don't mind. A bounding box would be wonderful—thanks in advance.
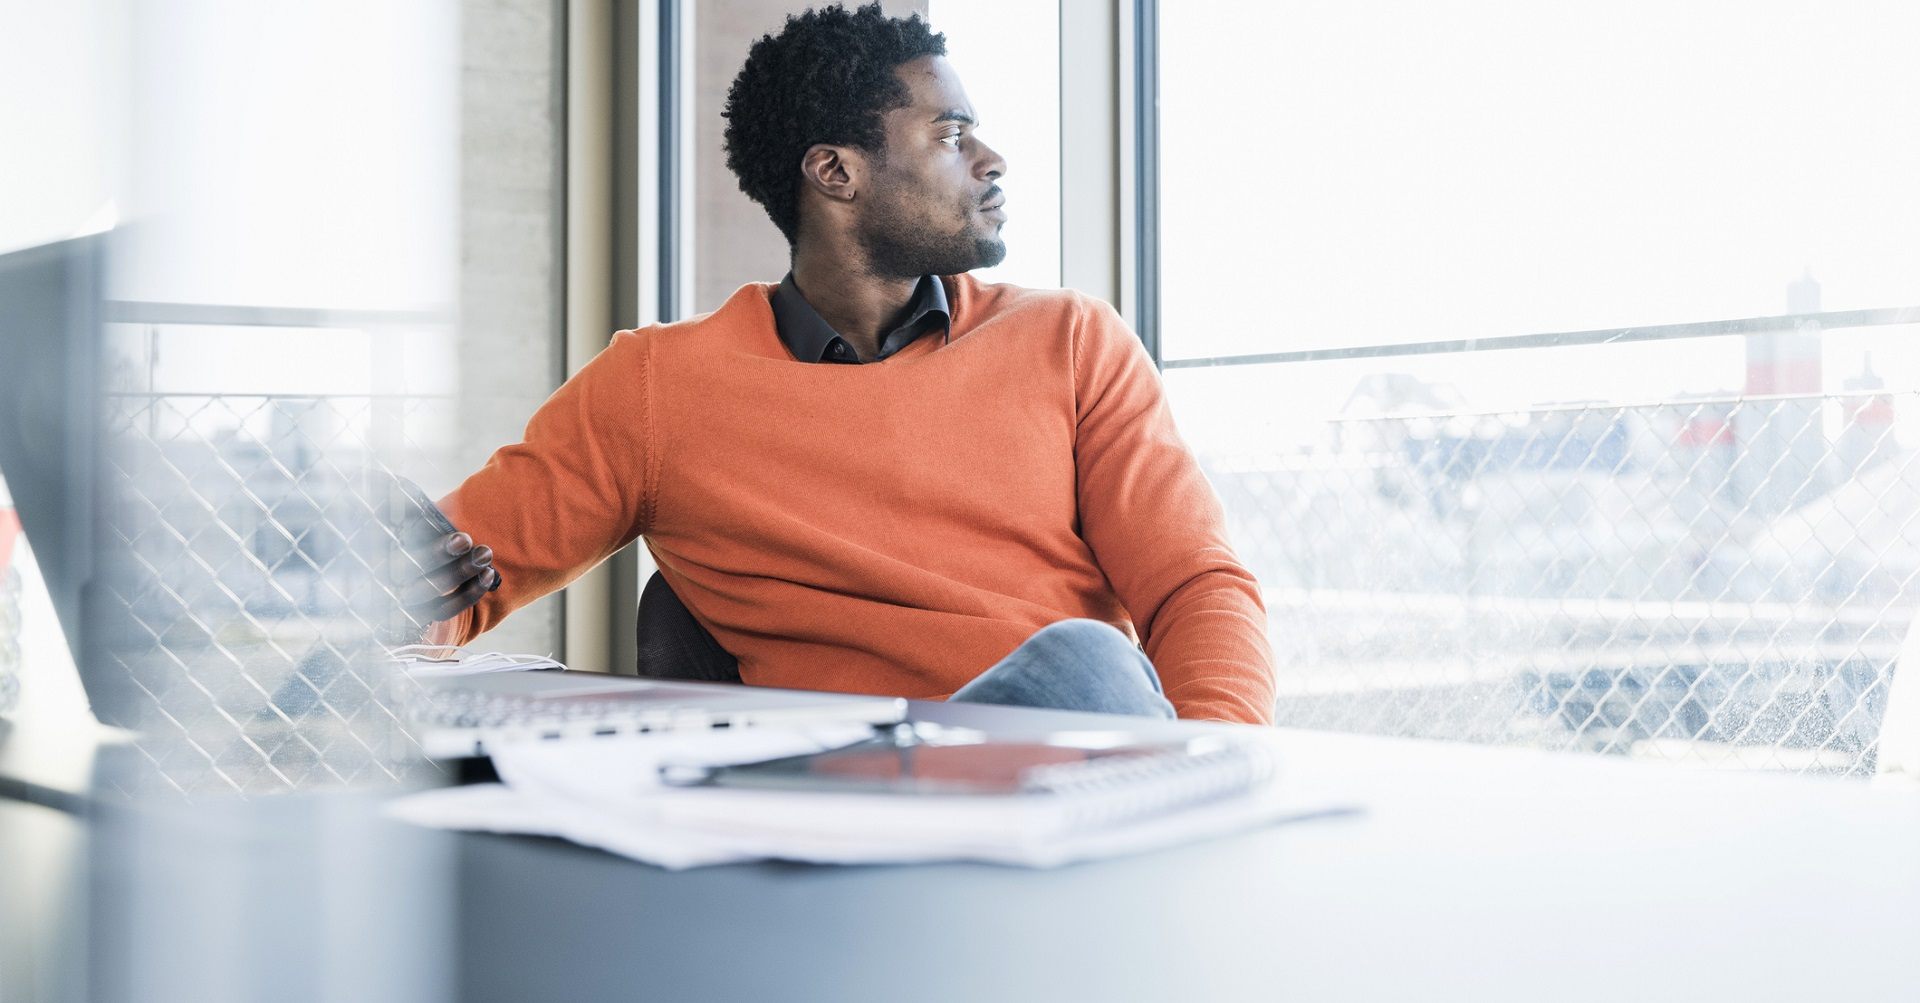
[975,140,1007,181]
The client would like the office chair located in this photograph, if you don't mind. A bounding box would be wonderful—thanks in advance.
[634,572,742,683]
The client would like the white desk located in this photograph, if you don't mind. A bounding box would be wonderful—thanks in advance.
[20,698,1920,1002]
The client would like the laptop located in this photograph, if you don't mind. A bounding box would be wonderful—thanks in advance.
[405,671,907,759]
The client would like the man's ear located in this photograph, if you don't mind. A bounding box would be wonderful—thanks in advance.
[800,143,866,204]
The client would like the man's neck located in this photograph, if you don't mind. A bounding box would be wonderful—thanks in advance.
[789,248,922,362]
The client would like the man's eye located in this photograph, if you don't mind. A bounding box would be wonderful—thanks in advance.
[940,133,961,148]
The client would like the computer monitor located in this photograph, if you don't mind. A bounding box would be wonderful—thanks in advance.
[0,235,104,693]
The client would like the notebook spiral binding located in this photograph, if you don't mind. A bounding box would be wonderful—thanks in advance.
[1019,738,1279,834]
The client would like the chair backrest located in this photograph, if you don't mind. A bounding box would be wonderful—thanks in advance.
[634,571,741,683]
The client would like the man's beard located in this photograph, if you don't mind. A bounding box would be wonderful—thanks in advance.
[855,190,1007,279]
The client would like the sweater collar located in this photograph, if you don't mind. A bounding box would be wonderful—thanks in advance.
[770,272,951,363]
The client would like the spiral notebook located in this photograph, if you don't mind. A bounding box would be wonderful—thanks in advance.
[665,724,1279,838]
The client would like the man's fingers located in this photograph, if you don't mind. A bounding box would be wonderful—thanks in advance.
[400,545,493,606]
[423,545,492,597]
[398,531,470,575]
[418,568,497,623]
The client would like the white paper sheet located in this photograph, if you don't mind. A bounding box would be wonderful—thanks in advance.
[384,727,1360,870]
[386,645,566,678]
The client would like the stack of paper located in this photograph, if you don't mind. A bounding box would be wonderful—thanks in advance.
[386,645,565,678]
[385,727,1358,869]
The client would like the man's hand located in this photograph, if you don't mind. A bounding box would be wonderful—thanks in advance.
[373,473,499,641]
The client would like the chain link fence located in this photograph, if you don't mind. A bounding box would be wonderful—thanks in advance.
[98,390,453,796]
[1200,383,1919,775]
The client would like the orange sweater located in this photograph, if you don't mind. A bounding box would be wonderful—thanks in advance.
[432,276,1276,724]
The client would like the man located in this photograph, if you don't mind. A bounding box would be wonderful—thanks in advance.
[399,4,1275,724]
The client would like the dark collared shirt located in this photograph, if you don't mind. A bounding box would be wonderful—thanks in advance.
[771,272,951,364]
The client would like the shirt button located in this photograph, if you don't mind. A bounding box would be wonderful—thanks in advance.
[832,344,847,357]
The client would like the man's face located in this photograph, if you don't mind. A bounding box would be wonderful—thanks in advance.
[855,55,1008,279]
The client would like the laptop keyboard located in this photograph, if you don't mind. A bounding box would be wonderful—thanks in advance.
[412,689,687,729]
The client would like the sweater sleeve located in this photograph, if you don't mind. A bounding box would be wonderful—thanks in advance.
[1071,296,1276,725]
[425,330,655,646]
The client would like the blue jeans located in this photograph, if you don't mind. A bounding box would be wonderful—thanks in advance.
[950,619,1175,719]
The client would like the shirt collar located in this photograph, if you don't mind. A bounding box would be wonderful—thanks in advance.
[771,272,951,363]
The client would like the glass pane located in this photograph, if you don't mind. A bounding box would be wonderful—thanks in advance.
[1166,321,1920,773]
[1159,0,1920,359]
[690,0,1058,312]
[929,0,1061,288]
[116,2,459,312]
[1160,2,1920,771]
[0,0,117,255]
[42,0,565,795]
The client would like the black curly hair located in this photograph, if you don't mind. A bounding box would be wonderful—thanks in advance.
[722,4,947,246]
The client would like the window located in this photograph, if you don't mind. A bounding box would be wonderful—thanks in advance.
[1159,0,1920,360]
[928,0,1061,289]
[0,0,117,255]
[55,0,552,794]
[1157,1,1920,772]
[687,0,1060,312]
